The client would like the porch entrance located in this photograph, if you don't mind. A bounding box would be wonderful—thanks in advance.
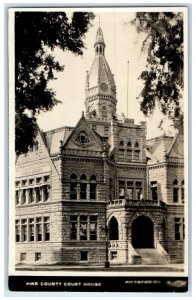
[132,216,154,248]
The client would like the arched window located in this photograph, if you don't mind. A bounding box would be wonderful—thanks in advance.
[102,106,107,119]
[181,180,184,203]
[127,141,132,159]
[80,174,87,200]
[70,173,77,200]
[127,141,132,147]
[134,141,140,160]
[109,217,119,240]
[173,179,178,202]
[119,141,125,159]
[90,174,97,200]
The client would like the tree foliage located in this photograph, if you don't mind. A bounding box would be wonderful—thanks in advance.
[132,12,184,126]
[15,11,94,155]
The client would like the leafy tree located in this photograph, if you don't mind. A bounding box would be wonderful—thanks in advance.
[132,12,184,126]
[15,11,94,155]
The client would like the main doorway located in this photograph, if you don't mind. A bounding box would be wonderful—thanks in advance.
[132,216,154,248]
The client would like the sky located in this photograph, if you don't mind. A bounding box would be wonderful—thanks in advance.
[35,8,182,138]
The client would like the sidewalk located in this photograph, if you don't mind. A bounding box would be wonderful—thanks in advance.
[15,263,184,272]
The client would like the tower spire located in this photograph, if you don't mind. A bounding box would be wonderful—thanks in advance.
[85,26,117,121]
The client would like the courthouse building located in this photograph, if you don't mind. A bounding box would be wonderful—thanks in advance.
[15,26,185,266]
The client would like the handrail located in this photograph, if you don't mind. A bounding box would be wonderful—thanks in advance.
[108,198,166,208]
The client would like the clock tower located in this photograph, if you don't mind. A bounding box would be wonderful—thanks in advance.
[85,26,117,121]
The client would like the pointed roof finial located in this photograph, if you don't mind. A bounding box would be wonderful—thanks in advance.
[94,26,105,47]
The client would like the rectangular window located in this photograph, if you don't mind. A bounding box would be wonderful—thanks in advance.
[110,251,117,260]
[127,181,134,199]
[15,190,20,205]
[151,181,158,201]
[134,150,140,160]
[119,181,125,199]
[44,175,50,182]
[44,217,50,241]
[80,216,87,240]
[136,182,142,200]
[173,188,179,202]
[22,180,27,186]
[15,220,20,242]
[104,126,109,135]
[70,216,78,240]
[15,181,20,187]
[90,216,97,240]
[127,149,132,160]
[36,218,42,241]
[181,188,184,203]
[90,183,96,200]
[119,149,125,159]
[174,218,181,240]
[36,177,42,184]
[29,178,34,185]
[28,189,33,203]
[21,190,26,205]
[70,182,77,199]
[20,253,26,261]
[80,251,88,261]
[35,252,41,261]
[29,218,34,242]
[21,219,27,242]
[80,183,87,200]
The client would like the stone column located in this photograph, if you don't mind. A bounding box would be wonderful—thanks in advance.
[26,189,30,204]
[77,183,80,200]
[41,186,45,202]
[87,183,90,200]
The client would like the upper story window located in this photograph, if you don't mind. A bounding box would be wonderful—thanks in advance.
[104,126,109,135]
[80,174,87,200]
[127,141,132,148]
[150,181,158,201]
[119,141,125,159]
[181,180,184,203]
[173,179,179,203]
[90,175,97,200]
[70,173,77,200]
[102,106,107,119]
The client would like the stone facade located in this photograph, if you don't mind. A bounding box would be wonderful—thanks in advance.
[15,26,185,266]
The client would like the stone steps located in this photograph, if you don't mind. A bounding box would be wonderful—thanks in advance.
[135,248,169,265]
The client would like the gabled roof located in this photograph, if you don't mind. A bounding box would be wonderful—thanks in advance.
[44,126,73,155]
[146,135,174,163]
[146,131,184,164]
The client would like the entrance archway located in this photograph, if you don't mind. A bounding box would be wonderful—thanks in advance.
[132,216,154,248]
[109,217,119,240]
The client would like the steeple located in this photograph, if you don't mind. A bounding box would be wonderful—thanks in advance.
[94,27,105,56]
[85,27,117,121]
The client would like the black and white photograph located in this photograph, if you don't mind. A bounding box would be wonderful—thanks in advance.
[8,6,189,293]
